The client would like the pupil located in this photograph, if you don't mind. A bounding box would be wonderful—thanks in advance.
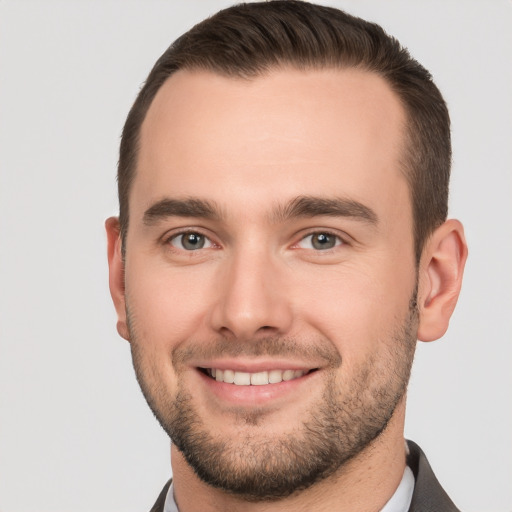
[183,233,204,250]
[313,233,334,250]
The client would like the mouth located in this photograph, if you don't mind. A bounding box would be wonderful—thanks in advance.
[199,367,318,385]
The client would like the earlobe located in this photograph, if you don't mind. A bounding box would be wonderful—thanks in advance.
[105,217,130,341]
[417,219,468,342]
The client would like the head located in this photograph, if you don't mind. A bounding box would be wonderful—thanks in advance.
[107,1,466,503]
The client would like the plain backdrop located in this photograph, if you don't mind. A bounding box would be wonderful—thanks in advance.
[0,1,511,511]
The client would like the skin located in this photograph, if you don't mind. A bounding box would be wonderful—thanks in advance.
[106,68,467,511]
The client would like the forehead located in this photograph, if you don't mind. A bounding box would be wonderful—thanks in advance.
[134,67,408,221]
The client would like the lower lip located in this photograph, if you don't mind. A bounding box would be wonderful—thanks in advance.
[196,369,317,406]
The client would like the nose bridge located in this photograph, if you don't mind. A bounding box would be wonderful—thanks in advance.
[210,241,293,339]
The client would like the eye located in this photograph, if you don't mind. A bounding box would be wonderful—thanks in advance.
[297,232,343,250]
[169,232,213,251]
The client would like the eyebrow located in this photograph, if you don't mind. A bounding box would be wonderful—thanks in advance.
[271,195,378,225]
[142,195,378,226]
[143,198,222,225]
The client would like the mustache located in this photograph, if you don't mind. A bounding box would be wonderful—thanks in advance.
[172,336,342,369]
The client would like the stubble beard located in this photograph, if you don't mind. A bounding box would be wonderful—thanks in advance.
[129,295,418,502]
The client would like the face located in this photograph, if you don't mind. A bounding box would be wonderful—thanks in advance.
[120,68,419,499]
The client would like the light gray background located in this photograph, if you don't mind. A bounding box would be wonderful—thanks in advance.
[0,1,511,511]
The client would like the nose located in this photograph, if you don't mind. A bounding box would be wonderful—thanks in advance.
[209,247,294,340]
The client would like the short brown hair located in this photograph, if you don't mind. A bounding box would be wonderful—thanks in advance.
[118,0,451,262]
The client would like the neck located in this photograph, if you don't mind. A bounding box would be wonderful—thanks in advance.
[170,403,408,512]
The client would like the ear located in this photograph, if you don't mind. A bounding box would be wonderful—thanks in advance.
[105,217,130,341]
[417,219,468,342]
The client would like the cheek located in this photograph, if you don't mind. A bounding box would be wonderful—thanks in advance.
[124,257,215,348]
[296,258,416,357]
[124,263,212,397]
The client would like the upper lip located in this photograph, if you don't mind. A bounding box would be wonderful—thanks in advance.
[194,358,319,373]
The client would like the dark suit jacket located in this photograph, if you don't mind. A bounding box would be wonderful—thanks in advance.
[149,440,460,512]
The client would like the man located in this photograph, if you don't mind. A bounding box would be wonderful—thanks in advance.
[106,1,467,510]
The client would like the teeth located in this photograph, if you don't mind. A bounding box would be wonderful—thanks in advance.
[223,369,235,384]
[250,371,269,386]
[282,369,295,381]
[207,368,308,385]
[268,369,283,384]
[233,371,251,386]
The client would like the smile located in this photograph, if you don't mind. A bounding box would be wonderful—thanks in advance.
[202,368,314,385]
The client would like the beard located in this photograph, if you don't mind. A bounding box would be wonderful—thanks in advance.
[128,292,418,502]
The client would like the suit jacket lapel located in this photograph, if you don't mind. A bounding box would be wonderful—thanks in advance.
[149,479,172,512]
[406,440,460,512]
